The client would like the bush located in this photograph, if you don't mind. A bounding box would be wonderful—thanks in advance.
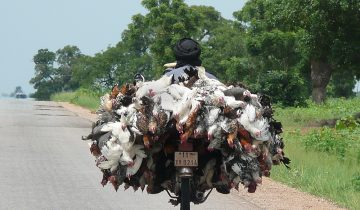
[303,127,348,159]
[303,117,360,161]
[257,70,308,107]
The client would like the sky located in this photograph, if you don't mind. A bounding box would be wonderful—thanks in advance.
[0,0,247,95]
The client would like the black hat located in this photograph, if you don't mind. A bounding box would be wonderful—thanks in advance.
[173,38,202,67]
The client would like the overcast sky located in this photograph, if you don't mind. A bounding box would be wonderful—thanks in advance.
[0,0,247,95]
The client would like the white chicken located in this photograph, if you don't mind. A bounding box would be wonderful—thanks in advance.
[239,104,271,141]
[136,75,173,98]
[121,144,147,166]
[196,66,226,90]
[173,87,198,121]
[166,83,192,100]
[98,142,123,172]
[101,122,131,144]
[99,93,112,112]
[223,95,246,109]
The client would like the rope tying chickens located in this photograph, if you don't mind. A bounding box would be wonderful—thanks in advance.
[82,66,290,205]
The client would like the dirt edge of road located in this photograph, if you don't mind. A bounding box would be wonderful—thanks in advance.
[59,101,347,210]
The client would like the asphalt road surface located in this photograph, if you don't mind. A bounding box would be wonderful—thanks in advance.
[0,99,262,210]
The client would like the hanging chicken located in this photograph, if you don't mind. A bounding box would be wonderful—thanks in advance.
[82,65,290,206]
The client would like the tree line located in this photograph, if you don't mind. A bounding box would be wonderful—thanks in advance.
[30,0,360,106]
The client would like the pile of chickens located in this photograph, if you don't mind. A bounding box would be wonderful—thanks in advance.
[82,66,290,205]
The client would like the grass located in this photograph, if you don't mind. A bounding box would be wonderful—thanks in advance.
[271,131,360,209]
[51,88,102,111]
[274,97,360,129]
[272,98,360,210]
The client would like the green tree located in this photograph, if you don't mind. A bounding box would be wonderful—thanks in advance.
[56,45,82,91]
[237,0,360,104]
[139,0,200,75]
[72,44,152,91]
[120,14,154,80]
[72,50,118,91]
[234,1,309,106]
[285,0,360,103]
[73,0,228,90]
[30,46,83,100]
[30,49,59,100]
[71,55,96,89]
[201,21,249,82]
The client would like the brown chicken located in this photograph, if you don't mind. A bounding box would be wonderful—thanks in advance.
[136,112,149,134]
[180,130,193,144]
[223,105,239,119]
[227,132,237,148]
[157,110,170,129]
[89,143,101,157]
[183,75,199,88]
[226,120,239,147]
[101,170,110,187]
[145,171,157,194]
[108,175,120,191]
[148,117,158,135]
[258,154,271,177]
[239,128,253,153]
[119,83,137,96]
[180,107,199,143]
[143,134,151,149]
[110,84,120,99]
[119,84,128,95]
[185,108,199,129]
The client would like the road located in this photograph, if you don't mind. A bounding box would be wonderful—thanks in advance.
[0,99,261,210]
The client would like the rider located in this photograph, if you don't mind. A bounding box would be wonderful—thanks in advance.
[164,38,217,83]
[164,38,222,203]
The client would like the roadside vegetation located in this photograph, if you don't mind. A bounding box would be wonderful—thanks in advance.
[272,97,360,210]
[52,89,360,209]
[51,88,102,111]
[275,98,360,129]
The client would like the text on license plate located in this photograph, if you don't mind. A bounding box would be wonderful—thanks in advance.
[174,152,198,167]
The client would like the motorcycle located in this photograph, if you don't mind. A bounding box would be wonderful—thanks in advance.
[83,75,289,210]
[169,141,212,210]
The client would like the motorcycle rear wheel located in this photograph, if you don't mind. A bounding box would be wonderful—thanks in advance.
[180,177,190,210]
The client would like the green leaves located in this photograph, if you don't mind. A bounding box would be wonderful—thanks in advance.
[33,49,56,65]
[30,0,359,106]
[30,46,83,100]
[233,1,311,106]
[234,0,360,104]
[258,70,308,107]
[304,127,348,160]
[303,116,360,161]
[335,116,359,130]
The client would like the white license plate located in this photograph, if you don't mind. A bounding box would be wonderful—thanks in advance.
[174,152,198,167]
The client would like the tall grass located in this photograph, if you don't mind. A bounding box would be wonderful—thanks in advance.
[272,98,360,209]
[274,97,360,129]
[271,131,360,209]
[51,88,102,111]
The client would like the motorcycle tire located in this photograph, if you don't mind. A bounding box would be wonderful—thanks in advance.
[180,177,190,210]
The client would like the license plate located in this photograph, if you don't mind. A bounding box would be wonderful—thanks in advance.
[174,152,198,167]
